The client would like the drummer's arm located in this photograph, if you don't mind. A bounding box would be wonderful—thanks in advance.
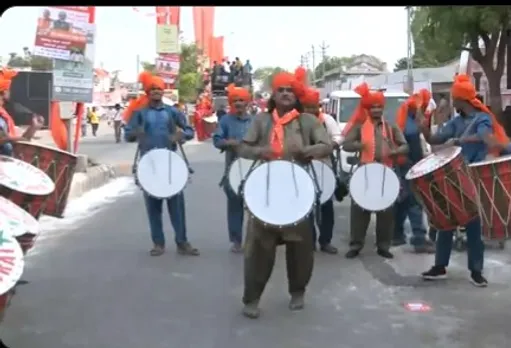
[422,118,455,145]
[212,117,228,150]
[303,118,333,159]
[391,126,409,155]
[237,117,262,160]
[342,125,363,152]
[124,110,142,143]
[171,107,194,141]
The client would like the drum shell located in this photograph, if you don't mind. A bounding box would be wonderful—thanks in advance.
[13,142,78,218]
[15,233,37,254]
[202,119,217,135]
[409,152,478,230]
[0,186,49,219]
[469,158,511,240]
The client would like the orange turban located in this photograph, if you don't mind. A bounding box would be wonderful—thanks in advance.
[451,74,509,149]
[227,83,251,104]
[138,71,154,92]
[1,68,17,80]
[341,82,385,136]
[0,79,11,92]
[147,76,165,90]
[300,88,320,106]
[271,70,306,100]
[294,66,308,85]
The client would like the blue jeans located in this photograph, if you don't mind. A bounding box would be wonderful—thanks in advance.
[435,217,484,272]
[223,185,244,244]
[143,193,188,246]
[311,198,335,246]
[393,193,427,246]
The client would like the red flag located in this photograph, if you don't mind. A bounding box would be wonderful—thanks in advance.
[156,6,168,25]
[193,7,215,58]
[210,36,224,66]
[168,7,180,27]
[73,103,84,153]
[88,6,95,23]
[50,102,68,151]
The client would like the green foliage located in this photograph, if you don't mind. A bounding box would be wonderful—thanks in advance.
[393,55,432,72]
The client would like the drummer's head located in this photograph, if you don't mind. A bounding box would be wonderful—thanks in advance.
[227,84,251,115]
[270,71,306,112]
[147,77,165,102]
[0,68,18,102]
[301,88,321,116]
[451,74,478,116]
[364,92,385,120]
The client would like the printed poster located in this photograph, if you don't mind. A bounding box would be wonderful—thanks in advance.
[156,53,180,85]
[52,23,96,102]
[156,24,179,54]
[33,6,92,61]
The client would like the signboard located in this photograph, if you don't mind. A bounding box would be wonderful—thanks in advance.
[156,24,179,54]
[52,23,95,102]
[156,53,180,85]
[33,6,92,61]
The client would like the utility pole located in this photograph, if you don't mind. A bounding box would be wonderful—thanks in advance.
[300,54,305,66]
[311,44,316,84]
[319,41,329,79]
[406,6,414,94]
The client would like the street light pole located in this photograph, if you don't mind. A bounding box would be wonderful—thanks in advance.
[406,6,414,94]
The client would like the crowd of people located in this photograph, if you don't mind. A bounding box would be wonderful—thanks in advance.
[210,57,252,94]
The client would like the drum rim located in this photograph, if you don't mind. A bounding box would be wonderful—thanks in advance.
[309,159,336,203]
[349,162,400,211]
[14,141,78,158]
[136,148,189,199]
[0,196,39,236]
[243,160,315,227]
[0,155,55,195]
[228,158,256,193]
[405,146,462,180]
[203,115,218,123]
[469,154,511,167]
[0,233,24,296]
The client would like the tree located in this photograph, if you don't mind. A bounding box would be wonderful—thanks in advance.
[7,48,52,71]
[414,6,511,117]
[253,66,286,91]
[393,55,432,72]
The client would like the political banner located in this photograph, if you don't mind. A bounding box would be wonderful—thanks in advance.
[33,6,92,61]
[156,53,180,85]
[156,24,179,54]
[52,23,96,102]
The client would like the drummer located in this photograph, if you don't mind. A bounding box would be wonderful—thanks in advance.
[342,83,409,259]
[301,87,342,254]
[419,74,509,287]
[212,84,252,253]
[238,70,331,318]
[392,89,435,253]
[124,76,199,257]
[0,70,44,156]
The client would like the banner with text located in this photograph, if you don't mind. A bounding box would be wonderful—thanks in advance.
[33,6,92,61]
[156,54,180,86]
[156,24,179,54]
[52,23,96,102]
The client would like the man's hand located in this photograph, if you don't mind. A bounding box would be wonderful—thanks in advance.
[31,115,44,130]
[257,146,274,160]
[169,129,184,143]
[224,139,241,147]
[288,143,308,162]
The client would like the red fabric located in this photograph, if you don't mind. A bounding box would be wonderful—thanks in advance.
[0,107,17,136]
[50,101,68,151]
[194,110,207,141]
[156,6,168,25]
[168,7,180,26]
[193,7,215,58]
[210,36,224,66]
[87,7,95,23]
[73,103,84,153]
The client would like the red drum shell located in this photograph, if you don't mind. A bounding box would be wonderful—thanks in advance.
[469,155,511,240]
[15,233,37,254]
[408,150,479,230]
[13,142,78,218]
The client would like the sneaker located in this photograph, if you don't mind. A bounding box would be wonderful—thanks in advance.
[470,272,488,287]
[242,302,260,319]
[289,293,305,311]
[422,266,447,280]
[230,243,243,253]
[377,249,394,259]
[345,249,360,259]
[177,242,200,256]
[319,244,338,254]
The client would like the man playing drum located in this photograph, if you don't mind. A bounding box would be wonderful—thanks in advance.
[419,74,509,287]
[301,87,342,254]
[237,71,331,319]
[393,89,435,253]
[124,76,199,257]
[342,84,409,259]
[212,84,252,253]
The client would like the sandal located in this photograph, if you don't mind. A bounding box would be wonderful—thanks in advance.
[177,242,200,256]
[150,245,165,256]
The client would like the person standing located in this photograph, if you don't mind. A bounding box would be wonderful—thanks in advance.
[212,84,252,253]
[124,76,199,257]
[342,83,409,259]
[238,70,331,318]
[89,106,99,136]
[109,103,123,143]
[301,87,341,254]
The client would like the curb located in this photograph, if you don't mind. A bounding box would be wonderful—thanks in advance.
[67,163,133,200]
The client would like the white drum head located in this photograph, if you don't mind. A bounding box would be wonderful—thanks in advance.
[0,226,24,296]
[228,158,256,194]
[349,163,400,211]
[244,160,315,227]
[308,160,336,204]
[0,155,55,196]
[136,149,189,199]
[406,146,461,180]
[0,196,39,236]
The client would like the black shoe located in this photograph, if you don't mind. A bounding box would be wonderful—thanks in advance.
[421,266,447,280]
[377,249,393,259]
[345,249,360,259]
[470,272,488,287]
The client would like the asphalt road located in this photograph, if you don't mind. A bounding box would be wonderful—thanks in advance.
[2,141,511,348]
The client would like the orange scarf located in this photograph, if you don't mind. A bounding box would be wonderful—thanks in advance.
[360,118,401,167]
[270,109,300,159]
[0,107,17,137]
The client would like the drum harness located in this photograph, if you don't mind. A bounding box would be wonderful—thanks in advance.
[131,110,195,188]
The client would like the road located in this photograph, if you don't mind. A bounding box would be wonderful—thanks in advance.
[2,141,511,348]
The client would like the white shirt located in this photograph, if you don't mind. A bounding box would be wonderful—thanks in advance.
[322,113,342,145]
[223,62,230,73]
[110,109,122,122]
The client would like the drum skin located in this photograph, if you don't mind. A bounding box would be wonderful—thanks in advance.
[13,142,78,218]
[407,148,478,230]
[469,155,511,240]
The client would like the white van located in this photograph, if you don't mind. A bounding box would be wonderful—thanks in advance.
[326,90,410,175]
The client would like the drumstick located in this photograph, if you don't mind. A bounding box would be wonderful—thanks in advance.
[291,160,299,197]
[265,161,271,206]
[381,165,386,197]
[168,148,173,184]
[364,165,368,193]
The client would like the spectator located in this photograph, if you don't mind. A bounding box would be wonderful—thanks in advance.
[223,59,230,74]
[89,106,100,136]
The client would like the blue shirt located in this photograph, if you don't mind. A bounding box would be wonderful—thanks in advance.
[403,111,424,166]
[432,111,492,163]
[213,113,252,168]
[0,117,13,156]
[124,104,194,155]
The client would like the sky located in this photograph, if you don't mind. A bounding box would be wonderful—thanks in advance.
[0,6,408,82]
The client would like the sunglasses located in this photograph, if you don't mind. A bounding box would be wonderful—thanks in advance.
[277,87,293,93]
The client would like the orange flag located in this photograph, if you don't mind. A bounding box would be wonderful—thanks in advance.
[210,36,224,65]
[50,101,68,151]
